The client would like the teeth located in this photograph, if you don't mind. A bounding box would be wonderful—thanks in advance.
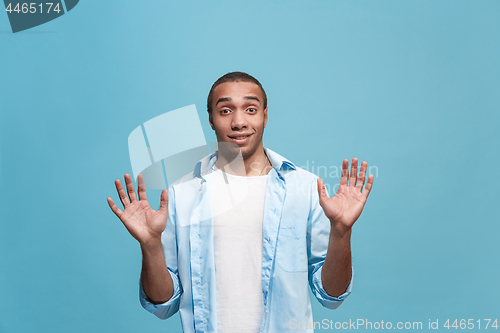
[232,136,248,139]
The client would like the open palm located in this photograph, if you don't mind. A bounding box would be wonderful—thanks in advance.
[317,158,373,234]
[107,174,168,246]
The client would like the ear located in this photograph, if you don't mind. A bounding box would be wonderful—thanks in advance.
[263,106,268,128]
[208,110,215,130]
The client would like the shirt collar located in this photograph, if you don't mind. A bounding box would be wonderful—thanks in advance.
[264,147,296,173]
[193,147,296,180]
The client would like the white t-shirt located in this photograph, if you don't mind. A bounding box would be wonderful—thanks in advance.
[211,167,268,333]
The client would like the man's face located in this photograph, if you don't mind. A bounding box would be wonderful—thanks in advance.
[209,81,268,160]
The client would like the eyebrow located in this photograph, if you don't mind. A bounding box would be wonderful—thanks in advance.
[244,96,260,103]
[215,95,261,106]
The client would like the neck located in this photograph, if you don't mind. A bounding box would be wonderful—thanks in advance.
[215,145,271,177]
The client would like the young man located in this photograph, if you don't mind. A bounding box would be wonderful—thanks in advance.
[107,72,374,333]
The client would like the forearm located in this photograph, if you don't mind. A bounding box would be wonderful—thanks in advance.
[321,228,352,298]
[140,239,174,304]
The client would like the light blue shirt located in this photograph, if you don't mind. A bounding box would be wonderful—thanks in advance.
[140,148,353,333]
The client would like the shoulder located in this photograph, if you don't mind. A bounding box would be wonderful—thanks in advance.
[168,152,215,194]
[265,147,319,185]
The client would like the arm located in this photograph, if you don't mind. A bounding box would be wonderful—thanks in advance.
[107,174,174,304]
[321,228,352,297]
[318,158,373,297]
[140,239,174,304]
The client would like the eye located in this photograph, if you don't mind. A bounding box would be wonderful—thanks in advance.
[220,109,231,114]
[247,108,257,113]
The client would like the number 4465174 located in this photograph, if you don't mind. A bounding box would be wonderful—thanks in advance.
[5,3,62,14]
[444,319,498,330]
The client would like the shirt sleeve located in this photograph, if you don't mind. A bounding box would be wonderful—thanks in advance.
[139,269,182,319]
[138,185,183,319]
[310,265,354,309]
[307,178,353,310]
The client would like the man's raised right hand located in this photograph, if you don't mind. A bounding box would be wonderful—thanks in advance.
[107,174,168,249]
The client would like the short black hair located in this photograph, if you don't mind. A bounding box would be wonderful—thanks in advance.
[207,71,267,114]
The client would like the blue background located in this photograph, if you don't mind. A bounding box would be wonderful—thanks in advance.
[1,0,499,332]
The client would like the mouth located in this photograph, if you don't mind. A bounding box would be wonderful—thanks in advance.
[228,133,253,144]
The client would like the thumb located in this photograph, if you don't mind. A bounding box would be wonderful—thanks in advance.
[317,178,329,205]
[158,189,169,215]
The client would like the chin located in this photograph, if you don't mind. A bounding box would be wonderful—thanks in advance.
[240,144,260,160]
[217,133,263,160]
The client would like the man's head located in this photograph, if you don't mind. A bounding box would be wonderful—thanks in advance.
[207,72,267,114]
[208,72,268,160]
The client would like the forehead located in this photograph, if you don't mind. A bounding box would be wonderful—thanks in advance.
[213,81,263,103]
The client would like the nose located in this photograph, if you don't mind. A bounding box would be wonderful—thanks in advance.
[231,110,248,131]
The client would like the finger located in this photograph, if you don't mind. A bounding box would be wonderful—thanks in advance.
[125,174,137,203]
[340,159,349,187]
[317,178,329,205]
[349,157,358,187]
[107,197,123,218]
[363,174,374,198]
[158,189,169,216]
[356,161,367,191]
[115,179,130,207]
[137,174,148,201]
